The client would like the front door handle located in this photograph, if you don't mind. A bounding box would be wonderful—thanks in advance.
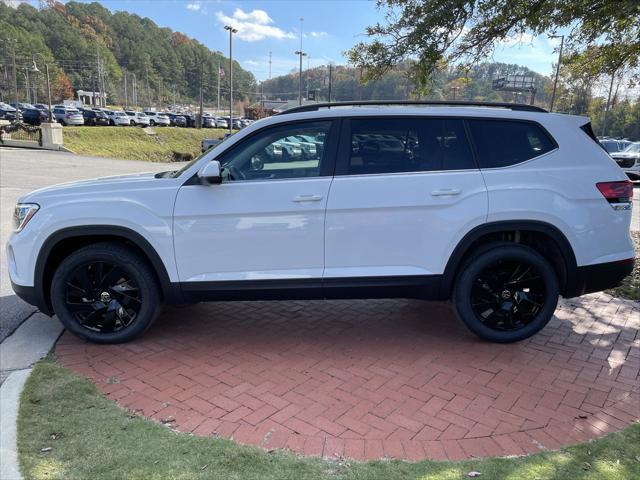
[292,194,324,202]
[431,188,461,197]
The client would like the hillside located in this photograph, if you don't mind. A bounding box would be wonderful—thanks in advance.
[262,61,554,107]
[0,1,256,107]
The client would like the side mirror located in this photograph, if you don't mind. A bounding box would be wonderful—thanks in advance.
[197,160,222,185]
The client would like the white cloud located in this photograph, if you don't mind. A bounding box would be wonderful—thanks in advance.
[186,2,201,12]
[215,8,296,42]
[310,31,328,38]
[243,59,260,66]
[2,0,30,8]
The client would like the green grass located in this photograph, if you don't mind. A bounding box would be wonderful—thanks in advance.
[18,360,640,480]
[606,231,639,301]
[62,126,227,163]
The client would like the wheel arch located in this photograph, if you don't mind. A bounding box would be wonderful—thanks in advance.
[440,220,578,299]
[35,226,182,315]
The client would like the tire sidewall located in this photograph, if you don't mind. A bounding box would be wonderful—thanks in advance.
[51,245,160,343]
[454,245,559,343]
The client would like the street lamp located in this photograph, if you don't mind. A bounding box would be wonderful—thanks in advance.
[295,50,307,105]
[549,34,564,112]
[224,25,237,134]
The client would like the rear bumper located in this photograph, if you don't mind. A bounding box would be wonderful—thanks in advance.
[566,258,634,297]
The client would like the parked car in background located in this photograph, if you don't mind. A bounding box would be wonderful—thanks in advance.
[21,108,48,126]
[124,111,150,127]
[144,111,171,126]
[214,117,228,129]
[599,138,624,154]
[180,113,197,128]
[33,103,51,115]
[0,102,17,121]
[79,108,109,126]
[611,142,640,180]
[10,102,36,111]
[105,110,131,127]
[167,113,187,127]
[202,114,216,128]
[52,105,84,126]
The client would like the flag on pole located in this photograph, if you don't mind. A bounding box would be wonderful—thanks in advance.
[219,67,225,78]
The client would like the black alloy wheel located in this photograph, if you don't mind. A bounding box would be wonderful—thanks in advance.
[470,260,545,331]
[64,261,142,334]
[51,242,161,343]
[453,243,559,343]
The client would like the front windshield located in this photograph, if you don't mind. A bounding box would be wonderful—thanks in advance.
[623,143,640,153]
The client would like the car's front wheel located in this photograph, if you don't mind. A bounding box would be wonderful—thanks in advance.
[51,243,161,343]
[453,243,559,343]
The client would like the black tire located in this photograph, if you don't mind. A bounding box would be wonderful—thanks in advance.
[51,242,161,344]
[150,120,156,126]
[109,119,115,126]
[130,120,136,126]
[453,243,559,343]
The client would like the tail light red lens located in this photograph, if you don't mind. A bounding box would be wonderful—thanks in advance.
[596,180,633,202]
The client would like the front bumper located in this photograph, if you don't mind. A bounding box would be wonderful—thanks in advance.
[10,280,52,315]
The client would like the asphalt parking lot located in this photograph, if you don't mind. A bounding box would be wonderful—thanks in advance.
[0,147,638,341]
[0,147,174,341]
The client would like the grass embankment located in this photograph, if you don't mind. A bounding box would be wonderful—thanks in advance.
[606,231,639,301]
[62,126,227,163]
[19,360,640,480]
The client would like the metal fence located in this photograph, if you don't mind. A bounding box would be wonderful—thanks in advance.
[0,123,43,146]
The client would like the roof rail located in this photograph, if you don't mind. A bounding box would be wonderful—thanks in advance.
[276,100,547,115]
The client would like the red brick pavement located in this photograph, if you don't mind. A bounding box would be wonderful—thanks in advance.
[56,292,640,461]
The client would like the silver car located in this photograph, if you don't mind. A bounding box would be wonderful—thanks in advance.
[52,106,84,126]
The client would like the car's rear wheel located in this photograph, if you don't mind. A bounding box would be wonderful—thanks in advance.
[51,243,161,343]
[453,243,559,343]
[150,120,156,126]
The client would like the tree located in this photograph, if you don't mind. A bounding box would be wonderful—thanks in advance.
[52,70,73,101]
[347,0,640,92]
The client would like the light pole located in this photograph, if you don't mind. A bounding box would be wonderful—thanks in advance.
[224,25,237,133]
[295,50,307,105]
[549,34,564,112]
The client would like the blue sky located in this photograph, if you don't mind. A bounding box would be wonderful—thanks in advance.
[15,0,562,81]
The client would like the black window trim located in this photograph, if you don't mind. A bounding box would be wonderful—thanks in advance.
[334,115,558,176]
[464,117,559,170]
[335,115,481,177]
[184,118,342,186]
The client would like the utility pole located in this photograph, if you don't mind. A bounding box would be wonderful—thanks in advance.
[601,70,617,137]
[10,40,20,121]
[198,61,203,129]
[44,63,52,121]
[549,34,564,112]
[328,64,333,103]
[217,60,221,114]
[224,25,237,133]
[123,70,128,109]
[268,51,272,79]
[295,50,307,105]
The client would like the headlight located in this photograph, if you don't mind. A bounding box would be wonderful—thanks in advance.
[13,203,39,232]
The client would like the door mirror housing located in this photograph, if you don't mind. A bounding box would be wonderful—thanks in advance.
[197,160,222,185]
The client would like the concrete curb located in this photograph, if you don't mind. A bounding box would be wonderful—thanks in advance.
[0,369,31,480]
[0,314,64,480]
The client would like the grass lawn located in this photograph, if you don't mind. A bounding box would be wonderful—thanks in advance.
[62,126,227,163]
[606,231,639,301]
[19,360,640,480]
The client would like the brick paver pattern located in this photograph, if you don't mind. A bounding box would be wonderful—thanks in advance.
[56,292,640,461]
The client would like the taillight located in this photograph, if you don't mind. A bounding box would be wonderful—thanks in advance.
[596,180,633,209]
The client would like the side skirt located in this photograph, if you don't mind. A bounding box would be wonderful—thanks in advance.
[178,275,445,303]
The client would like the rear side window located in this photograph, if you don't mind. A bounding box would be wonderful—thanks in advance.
[468,120,555,168]
[346,118,474,175]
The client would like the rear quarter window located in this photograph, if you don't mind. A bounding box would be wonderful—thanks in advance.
[468,119,556,168]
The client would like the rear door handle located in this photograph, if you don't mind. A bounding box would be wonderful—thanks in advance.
[431,188,461,197]
[292,194,324,202]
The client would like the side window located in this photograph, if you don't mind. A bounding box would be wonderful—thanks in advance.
[468,120,555,168]
[219,121,332,182]
[347,118,474,175]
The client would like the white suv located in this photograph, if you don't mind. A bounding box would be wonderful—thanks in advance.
[7,101,635,344]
